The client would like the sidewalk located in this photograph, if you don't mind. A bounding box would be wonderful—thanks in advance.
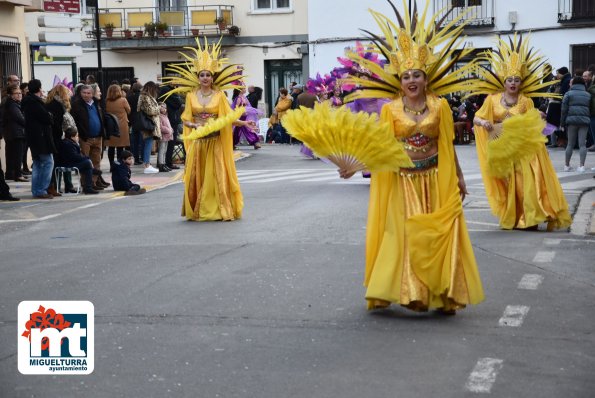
[4,150,248,202]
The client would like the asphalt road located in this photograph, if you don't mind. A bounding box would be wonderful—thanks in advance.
[1,144,594,398]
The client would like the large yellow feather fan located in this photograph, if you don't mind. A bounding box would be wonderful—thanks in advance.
[486,108,546,178]
[282,102,414,174]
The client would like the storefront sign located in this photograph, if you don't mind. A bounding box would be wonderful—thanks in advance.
[43,0,81,14]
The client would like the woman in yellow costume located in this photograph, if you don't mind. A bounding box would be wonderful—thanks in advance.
[341,0,484,313]
[163,39,255,221]
[471,34,571,231]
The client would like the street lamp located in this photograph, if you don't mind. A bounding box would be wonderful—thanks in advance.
[94,2,104,89]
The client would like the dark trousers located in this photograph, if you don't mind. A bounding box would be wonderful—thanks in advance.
[107,147,125,168]
[22,143,30,171]
[129,128,144,162]
[0,160,11,197]
[165,130,177,166]
[5,138,25,179]
[63,159,94,190]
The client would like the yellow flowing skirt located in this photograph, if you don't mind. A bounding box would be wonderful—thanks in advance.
[181,136,240,221]
[365,168,483,311]
[475,127,572,230]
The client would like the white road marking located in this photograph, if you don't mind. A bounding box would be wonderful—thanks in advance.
[0,214,61,224]
[78,202,101,209]
[465,220,500,227]
[465,358,504,393]
[543,238,561,246]
[248,171,338,183]
[498,305,530,327]
[518,274,544,290]
[532,251,555,263]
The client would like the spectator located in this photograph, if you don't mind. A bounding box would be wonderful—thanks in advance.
[246,85,263,108]
[269,88,292,143]
[105,84,131,168]
[85,74,96,85]
[583,67,595,152]
[557,67,572,96]
[157,102,173,172]
[137,81,161,174]
[55,129,98,194]
[159,77,183,169]
[19,81,31,175]
[127,82,143,164]
[2,84,27,182]
[561,76,591,173]
[45,84,74,196]
[111,150,146,195]
[22,79,55,199]
[290,84,303,109]
[71,84,109,190]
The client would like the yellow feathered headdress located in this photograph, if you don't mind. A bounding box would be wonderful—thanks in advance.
[469,33,559,99]
[344,0,476,102]
[161,37,244,99]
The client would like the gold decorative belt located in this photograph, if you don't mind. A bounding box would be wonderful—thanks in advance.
[399,153,438,175]
[193,113,217,124]
[198,131,220,140]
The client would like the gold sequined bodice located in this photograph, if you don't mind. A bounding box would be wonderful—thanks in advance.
[492,93,529,122]
[388,95,441,139]
[190,91,221,126]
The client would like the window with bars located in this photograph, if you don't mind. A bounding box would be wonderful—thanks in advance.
[0,40,22,89]
[434,0,494,28]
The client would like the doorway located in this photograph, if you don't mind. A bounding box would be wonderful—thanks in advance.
[264,59,302,115]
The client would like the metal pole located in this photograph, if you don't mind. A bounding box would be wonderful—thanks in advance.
[94,2,103,89]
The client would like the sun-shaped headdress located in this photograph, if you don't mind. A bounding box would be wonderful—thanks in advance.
[161,37,244,99]
[468,33,559,99]
[343,0,477,102]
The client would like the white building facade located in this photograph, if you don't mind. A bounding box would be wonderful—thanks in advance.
[307,0,595,81]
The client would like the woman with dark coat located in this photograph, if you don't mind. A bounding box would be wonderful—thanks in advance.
[45,84,73,196]
[21,79,56,199]
[561,76,591,172]
[2,84,27,182]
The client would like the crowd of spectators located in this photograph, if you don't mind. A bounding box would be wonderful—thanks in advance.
[0,74,185,200]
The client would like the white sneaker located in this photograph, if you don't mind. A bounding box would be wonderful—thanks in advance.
[577,166,585,173]
[143,165,159,174]
[563,165,573,172]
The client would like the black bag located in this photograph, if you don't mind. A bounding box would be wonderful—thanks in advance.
[104,113,120,138]
[134,111,155,133]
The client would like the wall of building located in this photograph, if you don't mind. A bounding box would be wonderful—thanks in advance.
[0,3,30,169]
[0,4,31,81]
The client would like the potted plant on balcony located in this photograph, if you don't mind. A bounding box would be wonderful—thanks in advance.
[227,25,240,36]
[103,22,115,38]
[156,21,169,36]
[135,29,144,38]
[123,29,132,39]
[191,28,200,36]
[144,21,157,38]
[214,16,226,30]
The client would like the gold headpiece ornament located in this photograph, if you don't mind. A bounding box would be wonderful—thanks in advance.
[468,33,559,99]
[161,37,244,99]
[344,0,476,101]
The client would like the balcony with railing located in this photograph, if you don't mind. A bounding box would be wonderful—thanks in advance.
[85,4,238,47]
[558,0,595,23]
[433,0,495,28]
